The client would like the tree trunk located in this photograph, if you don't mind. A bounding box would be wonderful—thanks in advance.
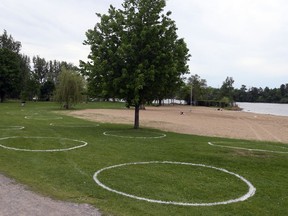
[134,104,140,129]
[0,92,5,103]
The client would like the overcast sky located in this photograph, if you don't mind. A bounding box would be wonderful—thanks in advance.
[1,0,288,88]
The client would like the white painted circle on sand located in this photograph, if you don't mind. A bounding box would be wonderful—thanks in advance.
[0,136,88,152]
[103,131,166,139]
[93,161,256,206]
[208,142,288,154]
[0,126,25,130]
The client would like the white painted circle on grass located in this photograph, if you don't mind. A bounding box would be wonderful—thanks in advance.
[49,123,99,127]
[0,126,24,130]
[25,116,63,120]
[208,142,288,154]
[103,131,166,139]
[0,136,88,152]
[93,161,256,206]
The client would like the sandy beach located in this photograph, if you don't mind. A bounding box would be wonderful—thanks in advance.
[68,105,288,143]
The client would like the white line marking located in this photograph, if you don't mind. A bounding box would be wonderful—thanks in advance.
[0,126,25,130]
[25,116,63,120]
[93,161,256,206]
[49,123,99,127]
[0,136,88,152]
[208,142,288,154]
[103,131,166,139]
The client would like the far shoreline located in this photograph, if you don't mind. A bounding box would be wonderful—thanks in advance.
[236,102,288,117]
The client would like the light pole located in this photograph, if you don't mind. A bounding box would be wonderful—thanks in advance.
[190,83,193,106]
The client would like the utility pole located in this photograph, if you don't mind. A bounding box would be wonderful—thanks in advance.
[190,83,193,106]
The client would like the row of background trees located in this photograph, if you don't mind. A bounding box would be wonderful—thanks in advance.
[0,30,83,107]
[1,29,288,107]
[178,75,288,105]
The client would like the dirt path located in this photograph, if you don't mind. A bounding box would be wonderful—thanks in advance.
[0,174,101,216]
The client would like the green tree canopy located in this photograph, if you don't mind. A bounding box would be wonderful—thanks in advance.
[220,76,235,102]
[55,67,85,109]
[0,48,21,102]
[0,30,21,53]
[81,0,190,128]
[0,30,22,102]
[188,74,207,104]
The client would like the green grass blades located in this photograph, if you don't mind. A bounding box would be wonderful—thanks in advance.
[95,161,251,204]
[208,140,288,153]
[1,101,288,216]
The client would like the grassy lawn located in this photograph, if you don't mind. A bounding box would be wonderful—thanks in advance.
[0,101,288,215]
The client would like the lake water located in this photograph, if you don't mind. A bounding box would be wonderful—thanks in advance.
[237,102,288,117]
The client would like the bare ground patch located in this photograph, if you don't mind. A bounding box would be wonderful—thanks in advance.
[66,105,288,143]
[0,174,101,216]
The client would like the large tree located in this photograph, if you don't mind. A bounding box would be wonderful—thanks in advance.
[0,30,21,53]
[81,0,190,128]
[220,76,235,102]
[0,48,21,102]
[19,54,34,101]
[0,30,22,102]
[32,56,48,85]
[188,74,207,105]
[55,67,85,109]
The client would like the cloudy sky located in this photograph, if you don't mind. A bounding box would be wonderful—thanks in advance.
[1,0,288,88]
